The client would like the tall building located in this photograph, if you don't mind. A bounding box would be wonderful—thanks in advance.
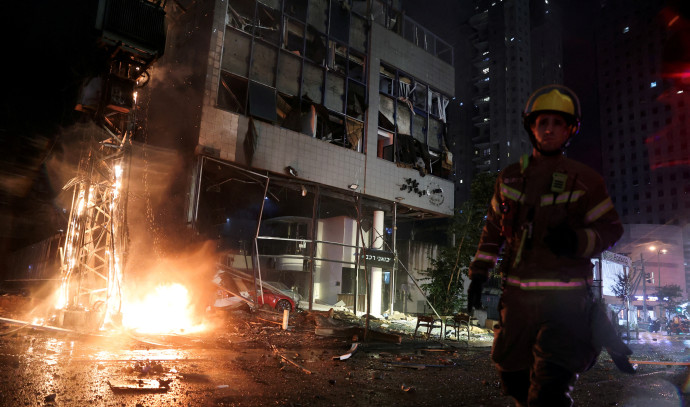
[457,0,564,201]
[595,0,690,294]
[144,0,456,315]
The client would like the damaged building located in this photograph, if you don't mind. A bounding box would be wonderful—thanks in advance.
[145,0,456,316]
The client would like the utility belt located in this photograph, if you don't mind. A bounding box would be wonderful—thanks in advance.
[503,275,592,291]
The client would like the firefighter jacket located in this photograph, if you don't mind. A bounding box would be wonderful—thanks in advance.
[469,153,623,288]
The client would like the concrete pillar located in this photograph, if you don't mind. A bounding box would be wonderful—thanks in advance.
[371,210,384,316]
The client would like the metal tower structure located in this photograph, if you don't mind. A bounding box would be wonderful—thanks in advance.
[56,0,166,329]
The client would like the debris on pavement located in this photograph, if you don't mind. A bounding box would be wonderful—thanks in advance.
[108,378,172,392]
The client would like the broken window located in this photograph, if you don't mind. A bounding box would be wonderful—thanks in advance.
[248,80,277,122]
[398,74,413,104]
[323,112,345,144]
[218,71,247,114]
[277,93,317,137]
[285,0,307,21]
[327,41,348,74]
[377,129,394,161]
[378,95,395,132]
[329,1,350,44]
[276,50,301,96]
[324,73,345,112]
[430,91,442,117]
[255,2,280,44]
[283,17,305,55]
[350,14,368,52]
[307,0,328,33]
[305,27,327,64]
[379,65,395,96]
[346,118,363,151]
[346,80,365,120]
[413,82,428,111]
[301,62,323,104]
[228,0,256,34]
[250,41,277,86]
[222,29,250,78]
[348,51,365,82]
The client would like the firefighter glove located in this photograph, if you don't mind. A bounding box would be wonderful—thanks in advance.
[544,223,577,257]
[467,274,487,314]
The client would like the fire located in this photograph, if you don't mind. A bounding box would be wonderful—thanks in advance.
[121,283,205,334]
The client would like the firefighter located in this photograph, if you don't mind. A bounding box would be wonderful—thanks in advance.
[467,85,633,406]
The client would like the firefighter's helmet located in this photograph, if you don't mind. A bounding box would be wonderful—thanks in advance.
[523,85,581,153]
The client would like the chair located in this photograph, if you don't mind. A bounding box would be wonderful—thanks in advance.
[444,314,472,345]
[414,315,443,340]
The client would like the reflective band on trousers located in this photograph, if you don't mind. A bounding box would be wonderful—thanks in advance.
[505,276,592,290]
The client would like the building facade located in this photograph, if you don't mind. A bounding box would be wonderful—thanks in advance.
[146,0,456,316]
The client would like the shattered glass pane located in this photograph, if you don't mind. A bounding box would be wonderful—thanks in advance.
[283,18,306,55]
[305,27,327,64]
[413,83,427,111]
[346,80,365,120]
[217,71,248,114]
[228,0,256,34]
[347,52,365,82]
[256,3,280,45]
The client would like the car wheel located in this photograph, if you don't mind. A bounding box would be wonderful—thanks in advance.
[276,299,292,312]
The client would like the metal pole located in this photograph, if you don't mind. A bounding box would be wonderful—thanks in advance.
[641,253,647,322]
[307,185,320,311]
[390,202,397,315]
[253,177,271,308]
[657,249,662,321]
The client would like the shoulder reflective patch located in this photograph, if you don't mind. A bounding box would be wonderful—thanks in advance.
[500,183,524,203]
[585,197,614,224]
[540,190,585,206]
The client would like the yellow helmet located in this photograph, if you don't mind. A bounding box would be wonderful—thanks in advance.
[523,84,581,134]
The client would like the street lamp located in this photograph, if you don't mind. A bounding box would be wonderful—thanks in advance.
[649,245,668,320]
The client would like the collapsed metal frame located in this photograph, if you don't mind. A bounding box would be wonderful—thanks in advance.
[192,156,442,318]
[57,126,131,326]
[56,0,166,327]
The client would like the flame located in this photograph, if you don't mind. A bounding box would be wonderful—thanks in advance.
[121,283,205,334]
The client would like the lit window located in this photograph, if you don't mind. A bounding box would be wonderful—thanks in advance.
[650,81,657,88]
[623,27,630,33]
